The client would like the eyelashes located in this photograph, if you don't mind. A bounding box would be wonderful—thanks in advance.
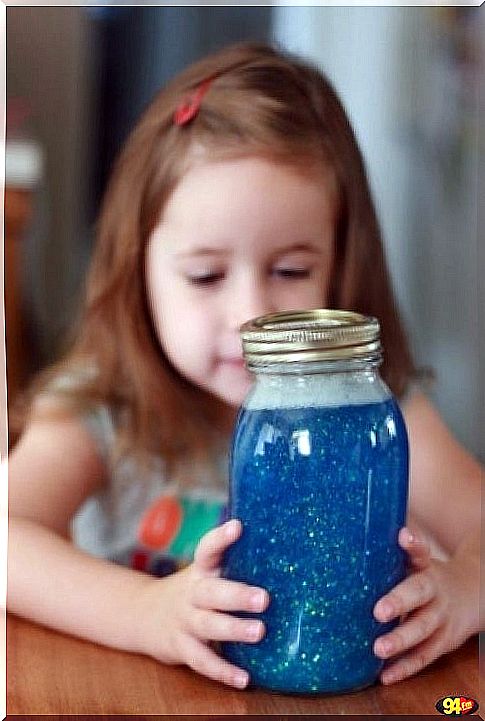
[187,268,312,287]
[188,272,225,286]
[274,268,311,279]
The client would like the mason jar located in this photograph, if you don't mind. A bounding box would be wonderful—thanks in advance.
[221,309,409,694]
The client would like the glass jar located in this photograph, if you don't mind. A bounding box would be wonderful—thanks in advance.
[221,310,409,694]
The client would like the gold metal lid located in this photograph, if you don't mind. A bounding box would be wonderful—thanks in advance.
[240,309,382,368]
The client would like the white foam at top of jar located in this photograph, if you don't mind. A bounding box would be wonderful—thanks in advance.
[244,371,391,410]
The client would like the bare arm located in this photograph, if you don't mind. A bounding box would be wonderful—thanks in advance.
[373,392,482,683]
[7,414,156,653]
[404,392,482,558]
[7,411,268,687]
[405,391,482,636]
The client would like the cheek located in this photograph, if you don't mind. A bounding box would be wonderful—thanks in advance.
[308,267,332,306]
[278,276,329,311]
[151,288,214,362]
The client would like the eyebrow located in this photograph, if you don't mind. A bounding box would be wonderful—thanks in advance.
[175,248,228,259]
[174,243,326,260]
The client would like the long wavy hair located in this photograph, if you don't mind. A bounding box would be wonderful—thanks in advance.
[19,41,415,472]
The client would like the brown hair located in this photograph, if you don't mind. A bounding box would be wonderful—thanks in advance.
[20,41,415,470]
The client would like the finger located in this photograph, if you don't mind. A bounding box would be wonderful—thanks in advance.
[182,634,250,689]
[374,604,442,659]
[379,629,445,684]
[194,519,242,572]
[374,572,435,623]
[189,608,266,643]
[193,577,269,613]
[398,527,431,571]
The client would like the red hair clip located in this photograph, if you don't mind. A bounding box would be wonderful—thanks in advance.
[173,77,214,126]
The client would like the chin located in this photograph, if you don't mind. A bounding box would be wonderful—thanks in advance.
[205,366,253,408]
[218,390,248,408]
[214,380,253,409]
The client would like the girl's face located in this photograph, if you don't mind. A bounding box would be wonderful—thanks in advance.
[146,156,336,407]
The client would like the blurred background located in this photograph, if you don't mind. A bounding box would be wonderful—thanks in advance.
[5,6,484,461]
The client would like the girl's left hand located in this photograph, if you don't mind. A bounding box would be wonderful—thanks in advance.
[372,527,478,684]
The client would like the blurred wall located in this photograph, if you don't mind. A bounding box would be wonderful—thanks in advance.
[6,7,271,371]
[274,7,484,461]
[92,7,271,212]
[7,7,96,362]
[6,7,484,461]
[479,13,485,465]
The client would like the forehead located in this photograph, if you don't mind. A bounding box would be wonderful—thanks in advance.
[158,154,337,249]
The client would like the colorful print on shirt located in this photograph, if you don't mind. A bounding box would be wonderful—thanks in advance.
[125,493,228,577]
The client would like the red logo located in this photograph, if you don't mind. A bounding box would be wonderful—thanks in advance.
[460,697,478,715]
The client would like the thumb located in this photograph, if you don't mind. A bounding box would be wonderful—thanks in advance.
[399,526,432,571]
[193,518,242,573]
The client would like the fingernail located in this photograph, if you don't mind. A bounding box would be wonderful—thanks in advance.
[378,639,393,657]
[225,520,237,537]
[251,591,267,611]
[246,621,263,641]
[234,671,249,688]
[406,530,415,544]
[377,601,393,622]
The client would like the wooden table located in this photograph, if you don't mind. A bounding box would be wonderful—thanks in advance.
[7,614,480,717]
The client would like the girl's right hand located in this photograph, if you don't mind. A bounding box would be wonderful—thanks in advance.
[135,519,269,689]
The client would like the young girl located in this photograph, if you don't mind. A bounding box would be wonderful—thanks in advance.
[8,41,481,691]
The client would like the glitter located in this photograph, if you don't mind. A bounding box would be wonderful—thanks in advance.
[222,398,408,694]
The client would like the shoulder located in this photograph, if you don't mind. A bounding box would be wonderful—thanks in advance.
[30,362,118,466]
[401,391,480,475]
[9,399,109,535]
[400,391,482,554]
[401,390,450,440]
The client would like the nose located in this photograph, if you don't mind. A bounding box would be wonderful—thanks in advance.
[226,271,273,332]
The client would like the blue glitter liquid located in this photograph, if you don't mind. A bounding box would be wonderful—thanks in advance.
[221,398,408,693]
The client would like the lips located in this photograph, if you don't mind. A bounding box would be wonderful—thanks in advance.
[220,357,246,368]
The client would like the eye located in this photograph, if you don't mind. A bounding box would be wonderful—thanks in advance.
[187,271,225,286]
[272,267,312,280]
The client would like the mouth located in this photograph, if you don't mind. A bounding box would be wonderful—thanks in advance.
[220,357,247,369]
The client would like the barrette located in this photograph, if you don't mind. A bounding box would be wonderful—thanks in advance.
[173,77,214,126]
